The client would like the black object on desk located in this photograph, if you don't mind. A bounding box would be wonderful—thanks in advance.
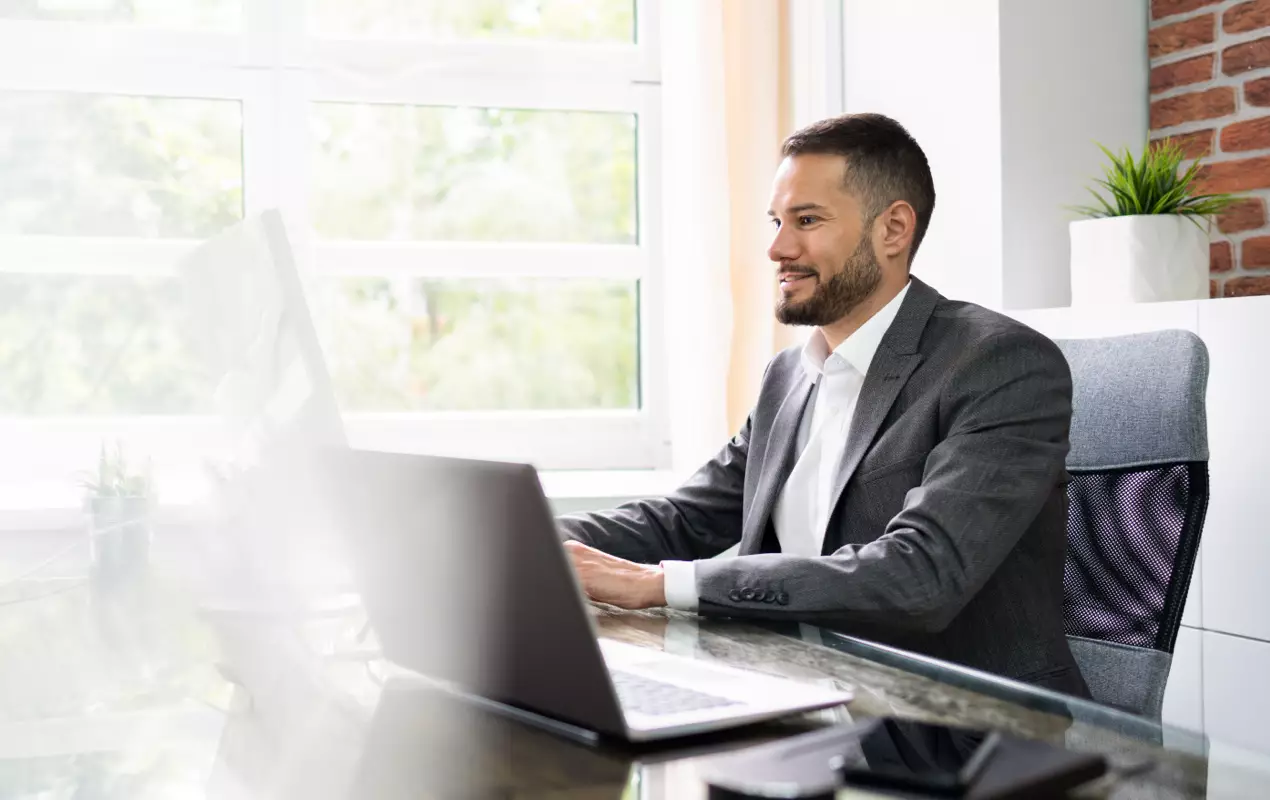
[703,718,1107,800]
[832,718,1001,795]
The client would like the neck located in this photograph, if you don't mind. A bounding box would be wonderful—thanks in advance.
[818,273,909,351]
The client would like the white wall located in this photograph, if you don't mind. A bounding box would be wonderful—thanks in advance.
[843,0,1148,311]
[999,0,1148,310]
[842,0,1004,310]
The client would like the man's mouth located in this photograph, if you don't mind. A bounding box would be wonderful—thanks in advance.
[779,271,817,287]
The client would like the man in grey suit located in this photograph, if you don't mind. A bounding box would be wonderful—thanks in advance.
[558,113,1089,697]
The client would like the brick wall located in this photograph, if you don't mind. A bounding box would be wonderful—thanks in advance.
[1151,0,1270,297]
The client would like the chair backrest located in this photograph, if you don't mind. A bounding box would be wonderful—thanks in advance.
[1055,331,1209,719]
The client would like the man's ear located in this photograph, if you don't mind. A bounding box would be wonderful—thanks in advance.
[877,200,917,264]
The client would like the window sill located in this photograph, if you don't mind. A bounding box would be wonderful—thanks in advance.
[0,469,685,533]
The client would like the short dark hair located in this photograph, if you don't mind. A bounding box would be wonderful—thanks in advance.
[781,113,936,264]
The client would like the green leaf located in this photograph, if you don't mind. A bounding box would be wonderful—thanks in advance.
[82,438,154,501]
[1076,139,1242,219]
[1088,187,1118,216]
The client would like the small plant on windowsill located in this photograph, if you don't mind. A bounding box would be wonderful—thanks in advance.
[1069,141,1241,306]
[79,441,156,586]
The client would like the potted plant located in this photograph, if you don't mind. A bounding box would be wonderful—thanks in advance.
[80,441,155,586]
[1071,141,1239,305]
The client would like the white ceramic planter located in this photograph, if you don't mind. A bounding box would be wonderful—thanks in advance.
[1070,215,1211,306]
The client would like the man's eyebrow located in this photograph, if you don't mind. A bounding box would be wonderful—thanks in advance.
[768,203,829,216]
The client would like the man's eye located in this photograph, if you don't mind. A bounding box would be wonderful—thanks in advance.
[770,218,781,228]
[799,215,818,226]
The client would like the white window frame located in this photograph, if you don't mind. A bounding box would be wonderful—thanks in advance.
[0,0,669,476]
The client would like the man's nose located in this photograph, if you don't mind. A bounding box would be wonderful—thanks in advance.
[768,225,799,263]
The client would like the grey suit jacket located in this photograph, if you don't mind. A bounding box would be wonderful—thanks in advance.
[558,277,1089,697]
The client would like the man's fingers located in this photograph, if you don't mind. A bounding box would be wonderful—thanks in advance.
[562,540,592,560]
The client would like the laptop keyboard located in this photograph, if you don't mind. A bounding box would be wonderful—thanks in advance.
[609,670,741,716]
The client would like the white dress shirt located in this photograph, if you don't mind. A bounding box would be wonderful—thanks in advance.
[662,281,911,610]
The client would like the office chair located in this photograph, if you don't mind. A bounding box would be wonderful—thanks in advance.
[1055,331,1209,720]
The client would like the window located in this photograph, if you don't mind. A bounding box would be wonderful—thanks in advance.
[0,0,667,480]
[0,0,239,29]
[307,0,635,42]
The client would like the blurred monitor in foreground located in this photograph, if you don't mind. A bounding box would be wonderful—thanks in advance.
[180,209,345,465]
[177,210,352,606]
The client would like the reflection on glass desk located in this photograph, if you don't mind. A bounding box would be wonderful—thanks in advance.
[2,544,1270,799]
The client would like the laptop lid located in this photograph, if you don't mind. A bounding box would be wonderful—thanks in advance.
[317,449,627,738]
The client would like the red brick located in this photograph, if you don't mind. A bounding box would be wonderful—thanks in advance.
[1223,36,1270,74]
[1153,0,1219,18]
[1248,76,1270,106]
[1152,129,1215,159]
[1222,116,1270,151]
[1242,235,1270,266]
[1195,155,1270,193]
[1217,198,1267,232]
[1211,278,1221,298]
[1154,0,1221,18]
[1225,0,1270,33]
[1155,0,1221,18]
[1151,15,1216,59]
[1224,276,1270,295]
[1151,87,1236,129]
[1151,54,1215,93]
[1212,240,1234,272]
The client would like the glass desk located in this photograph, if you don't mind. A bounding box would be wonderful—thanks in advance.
[0,536,1267,799]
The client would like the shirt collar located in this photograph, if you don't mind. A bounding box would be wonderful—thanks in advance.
[800,280,911,379]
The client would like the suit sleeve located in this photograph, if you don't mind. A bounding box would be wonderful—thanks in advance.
[693,329,1072,632]
[555,417,751,565]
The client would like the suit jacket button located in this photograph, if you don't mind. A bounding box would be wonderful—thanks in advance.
[741,589,756,601]
[763,591,776,603]
[729,589,742,602]
[776,592,790,605]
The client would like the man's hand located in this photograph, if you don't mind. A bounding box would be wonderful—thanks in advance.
[563,540,667,609]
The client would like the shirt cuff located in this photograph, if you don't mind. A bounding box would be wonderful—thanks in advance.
[660,560,700,611]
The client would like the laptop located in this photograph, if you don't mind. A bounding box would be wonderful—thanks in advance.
[318,448,853,743]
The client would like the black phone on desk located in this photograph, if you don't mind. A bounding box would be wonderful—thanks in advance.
[831,718,1001,796]
[702,717,1106,800]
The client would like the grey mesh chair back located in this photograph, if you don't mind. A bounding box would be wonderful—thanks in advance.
[1055,331,1209,720]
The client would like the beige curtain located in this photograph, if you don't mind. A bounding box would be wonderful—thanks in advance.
[659,0,801,471]
[722,0,801,434]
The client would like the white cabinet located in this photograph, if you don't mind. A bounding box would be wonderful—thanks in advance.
[1204,631,1270,754]
[1162,625,1204,734]
[1197,299,1270,642]
[1011,298,1198,341]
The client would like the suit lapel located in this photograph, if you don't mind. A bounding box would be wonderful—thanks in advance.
[741,373,813,554]
[822,278,940,553]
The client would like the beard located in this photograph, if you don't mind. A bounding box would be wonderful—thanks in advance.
[775,235,883,326]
